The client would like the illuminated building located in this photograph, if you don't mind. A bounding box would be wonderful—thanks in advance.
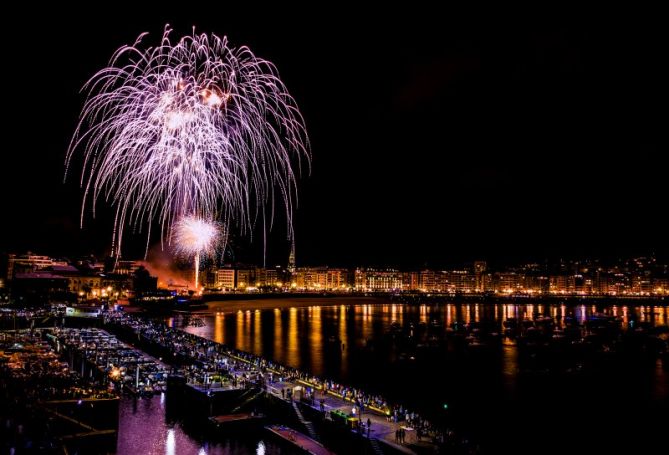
[520,275,548,294]
[419,270,437,291]
[593,271,611,294]
[355,268,402,292]
[631,273,653,295]
[549,275,574,294]
[654,278,669,295]
[609,273,629,295]
[445,270,475,292]
[113,260,143,275]
[474,261,488,292]
[235,267,256,289]
[495,272,523,293]
[294,267,316,289]
[257,267,287,288]
[5,253,67,280]
[293,267,348,291]
[402,271,420,291]
[215,268,235,289]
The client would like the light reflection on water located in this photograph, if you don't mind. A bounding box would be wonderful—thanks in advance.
[181,301,669,378]
[170,299,668,455]
[115,395,290,455]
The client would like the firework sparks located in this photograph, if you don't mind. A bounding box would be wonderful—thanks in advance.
[66,25,310,258]
[172,216,222,289]
[173,216,221,258]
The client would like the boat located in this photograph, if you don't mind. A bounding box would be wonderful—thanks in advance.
[208,412,265,430]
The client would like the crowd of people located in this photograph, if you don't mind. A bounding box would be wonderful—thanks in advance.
[1,308,481,452]
[103,310,448,447]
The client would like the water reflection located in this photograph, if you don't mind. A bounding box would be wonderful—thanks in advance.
[235,311,246,352]
[274,309,282,363]
[175,300,668,455]
[253,310,262,353]
[180,300,669,386]
[287,307,299,367]
[214,313,224,344]
[116,396,285,454]
[166,428,175,455]
[339,305,348,377]
[310,306,323,374]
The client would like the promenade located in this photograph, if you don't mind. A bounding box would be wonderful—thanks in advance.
[103,311,448,453]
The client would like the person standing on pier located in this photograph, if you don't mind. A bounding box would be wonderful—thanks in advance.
[367,418,371,438]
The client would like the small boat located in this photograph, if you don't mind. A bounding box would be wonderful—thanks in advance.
[209,412,265,430]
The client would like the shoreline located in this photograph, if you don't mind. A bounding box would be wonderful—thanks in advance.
[195,296,383,314]
[160,294,668,315]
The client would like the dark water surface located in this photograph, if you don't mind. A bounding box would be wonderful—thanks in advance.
[167,299,668,454]
[116,393,292,455]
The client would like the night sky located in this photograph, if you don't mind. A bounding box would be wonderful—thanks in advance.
[2,7,666,268]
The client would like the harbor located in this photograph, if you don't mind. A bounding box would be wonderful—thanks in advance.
[0,329,120,453]
[2,298,668,454]
[101,309,450,453]
[1,306,455,453]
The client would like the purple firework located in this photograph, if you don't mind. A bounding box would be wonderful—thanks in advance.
[66,25,309,256]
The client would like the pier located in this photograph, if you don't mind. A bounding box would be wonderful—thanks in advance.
[101,311,447,454]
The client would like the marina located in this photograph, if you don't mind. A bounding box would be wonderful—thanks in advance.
[2,299,668,454]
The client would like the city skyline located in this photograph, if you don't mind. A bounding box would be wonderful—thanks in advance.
[2,8,666,268]
[4,251,667,298]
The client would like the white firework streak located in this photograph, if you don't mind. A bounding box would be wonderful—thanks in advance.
[172,216,223,289]
[66,25,310,257]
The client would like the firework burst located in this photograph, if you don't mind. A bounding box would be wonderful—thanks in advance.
[172,216,223,289]
[66,25,309,257]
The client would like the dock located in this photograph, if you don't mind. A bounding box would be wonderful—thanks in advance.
[102,312,440,452]
[266,425,336,455]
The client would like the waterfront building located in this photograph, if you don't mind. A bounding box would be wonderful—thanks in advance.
[654,278,669,295]
[5,253,67,281]
[215,268,235,290]
[113,260,144,275]
[495,272,523,293]
[631,273,653,295]
[292,267,349,291]
[419,270,437,292]
[11,272,69,303]
[256,267,285,288]
[445,270,475,292]
[402,271,420,291]
[474,261,488,292]
[355,268,402,292]
[235,267,256,289]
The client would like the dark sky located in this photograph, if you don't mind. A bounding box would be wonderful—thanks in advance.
[1,6,666,268]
